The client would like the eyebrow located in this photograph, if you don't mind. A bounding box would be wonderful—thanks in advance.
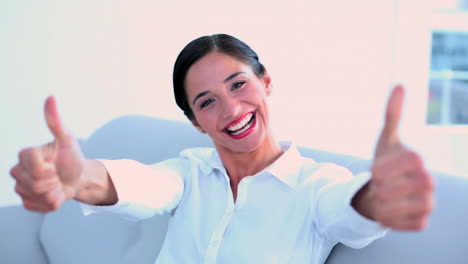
[192,91,210,106]
[192,72,246,106]
[223,71,245,83]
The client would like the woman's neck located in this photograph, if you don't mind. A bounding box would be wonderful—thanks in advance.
[216,135,283,186]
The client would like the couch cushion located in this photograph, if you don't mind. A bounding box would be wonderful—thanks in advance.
[79,115,213,164]
[297,146,371,174]
[0,206,48,264]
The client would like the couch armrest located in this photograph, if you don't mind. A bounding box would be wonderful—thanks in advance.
[0,205,48,264]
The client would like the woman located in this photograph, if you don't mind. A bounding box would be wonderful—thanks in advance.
[10,34,434,263]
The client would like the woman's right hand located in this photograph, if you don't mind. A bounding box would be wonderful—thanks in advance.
[10,96,86,212]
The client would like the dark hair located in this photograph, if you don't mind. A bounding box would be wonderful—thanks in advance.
[173,34,266,121]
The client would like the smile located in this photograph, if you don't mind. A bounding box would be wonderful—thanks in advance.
[224,112,256,138]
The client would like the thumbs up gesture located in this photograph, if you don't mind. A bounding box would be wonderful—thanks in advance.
[353,85,434,231]
[10,96,86,212]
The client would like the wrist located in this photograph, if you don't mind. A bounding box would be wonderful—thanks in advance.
[351,181,375,220]
[74,159,118,206]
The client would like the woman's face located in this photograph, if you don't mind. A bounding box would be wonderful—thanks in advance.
[185,51,272,154]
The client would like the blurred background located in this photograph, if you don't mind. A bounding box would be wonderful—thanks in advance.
[1,0,467,206]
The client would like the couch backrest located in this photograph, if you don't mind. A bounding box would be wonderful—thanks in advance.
[39,115,468,264]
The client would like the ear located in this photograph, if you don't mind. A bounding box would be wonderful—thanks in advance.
[191,119,206,134]
[262,70,272,96]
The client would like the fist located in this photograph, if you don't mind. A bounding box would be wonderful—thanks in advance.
[10,96,85,212]
[370,146,434,230]
[356,85,435,231]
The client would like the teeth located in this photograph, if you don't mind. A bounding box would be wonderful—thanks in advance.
[227,113,253,132]
[231,121,252,135]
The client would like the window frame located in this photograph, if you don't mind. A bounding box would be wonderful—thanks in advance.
[426,11,468,132]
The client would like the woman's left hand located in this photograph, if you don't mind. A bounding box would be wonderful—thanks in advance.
[353,85,435,231]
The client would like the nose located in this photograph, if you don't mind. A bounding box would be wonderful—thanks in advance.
[221,95,242,120]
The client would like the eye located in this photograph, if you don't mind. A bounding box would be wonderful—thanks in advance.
[200,98,214,109]
[231,81,245,91]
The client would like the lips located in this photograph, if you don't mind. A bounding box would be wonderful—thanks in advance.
[223,111,256,138]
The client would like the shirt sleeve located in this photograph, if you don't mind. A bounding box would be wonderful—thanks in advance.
[79,158,187,221]
[314,166,388,249]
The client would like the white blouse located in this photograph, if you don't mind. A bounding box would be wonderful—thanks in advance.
[81,142,387,264]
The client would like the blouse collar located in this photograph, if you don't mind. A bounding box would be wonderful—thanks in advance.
[180,141,310,189]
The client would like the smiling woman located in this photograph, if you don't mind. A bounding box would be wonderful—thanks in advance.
[9,33,434,264]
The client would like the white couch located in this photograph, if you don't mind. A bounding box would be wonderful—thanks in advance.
[1,115,467,264]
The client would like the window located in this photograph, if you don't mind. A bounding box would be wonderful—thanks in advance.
[426,31,468,125]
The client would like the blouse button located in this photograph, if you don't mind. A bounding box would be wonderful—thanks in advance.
[212,240,220,247]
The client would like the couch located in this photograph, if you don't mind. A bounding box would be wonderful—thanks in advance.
[1,115,467,264]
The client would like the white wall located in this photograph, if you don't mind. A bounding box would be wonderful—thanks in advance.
[3,0,456,206]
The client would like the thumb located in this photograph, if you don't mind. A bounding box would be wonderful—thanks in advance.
[44,96,71,146]
[375,85,405,157]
